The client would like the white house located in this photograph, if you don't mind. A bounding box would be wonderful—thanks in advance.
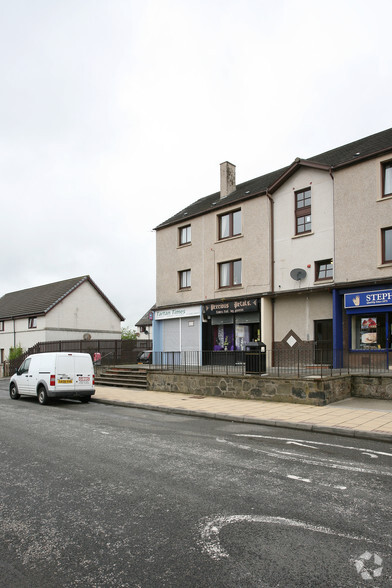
[0,275,125,361]
[135,306,154,341]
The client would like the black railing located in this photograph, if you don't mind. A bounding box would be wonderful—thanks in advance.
[148,348,392,378]
[9,343,390,379]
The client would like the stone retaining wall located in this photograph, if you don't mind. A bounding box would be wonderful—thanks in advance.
[351,376,392,400]
[146,372,353,406]
[147,371,392,405]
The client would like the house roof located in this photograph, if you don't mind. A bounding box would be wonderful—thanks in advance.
[0,275,125,321]
[135,305,155,327]
[155,127,392,230]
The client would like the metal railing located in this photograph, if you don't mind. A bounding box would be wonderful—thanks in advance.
[10,342,388,379]
[148,348,392,378]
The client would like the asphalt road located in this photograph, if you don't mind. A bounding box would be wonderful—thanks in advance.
[1,379,391,587]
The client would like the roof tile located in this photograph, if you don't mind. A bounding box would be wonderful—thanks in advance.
[156,127,392,229]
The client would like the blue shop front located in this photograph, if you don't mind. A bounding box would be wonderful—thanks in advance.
[333,284,392,369]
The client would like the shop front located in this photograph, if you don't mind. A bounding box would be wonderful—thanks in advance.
[152,305,202,364]
[333,285,392,369]
[203,298,261,363]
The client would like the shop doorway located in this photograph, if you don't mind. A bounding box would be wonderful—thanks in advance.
[314,319,333,365]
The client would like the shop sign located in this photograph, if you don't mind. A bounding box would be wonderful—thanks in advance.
[154,305,200,320]
[344,289,392,309]
[204,298,259,315]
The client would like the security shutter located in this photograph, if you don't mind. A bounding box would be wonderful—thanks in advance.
[211,315,234,325]
[162,319,180,351]
[235,312,260,325]
[181,317,200,351]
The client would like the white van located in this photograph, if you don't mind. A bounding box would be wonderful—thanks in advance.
[9,352,95,405]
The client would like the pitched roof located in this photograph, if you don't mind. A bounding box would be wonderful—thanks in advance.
[155,127,392,230]
[304,126,392,167]
[135,305,155,327]
[0,275,125,321]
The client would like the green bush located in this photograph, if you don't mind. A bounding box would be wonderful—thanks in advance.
[8,345,24,362]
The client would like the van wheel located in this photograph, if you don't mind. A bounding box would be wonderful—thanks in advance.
[37,387,49,405]
[10,384,20,400]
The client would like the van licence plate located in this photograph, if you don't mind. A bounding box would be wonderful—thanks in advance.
[58,379,73,384]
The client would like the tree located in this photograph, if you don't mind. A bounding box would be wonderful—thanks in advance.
[121,326,138,340]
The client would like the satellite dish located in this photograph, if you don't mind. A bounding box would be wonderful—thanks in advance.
[290,268,307,281]
[83,333,92,341]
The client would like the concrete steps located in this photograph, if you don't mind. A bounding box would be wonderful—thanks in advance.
[95,366,148,389]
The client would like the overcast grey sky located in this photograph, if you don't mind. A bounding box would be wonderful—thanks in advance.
[1,0,392,328]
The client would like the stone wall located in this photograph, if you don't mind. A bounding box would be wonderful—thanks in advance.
[351,376,392,400]
[146,372,352,406]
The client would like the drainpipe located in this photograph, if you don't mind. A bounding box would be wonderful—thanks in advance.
[266,190,274,292]
[266,191,275,357]
[13,317,16,348]
[330,167,336,367]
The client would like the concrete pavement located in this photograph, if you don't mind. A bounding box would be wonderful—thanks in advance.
[92,386,392,443]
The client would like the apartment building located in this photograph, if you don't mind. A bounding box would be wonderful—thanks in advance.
[332,144,392,366]
[153,128,392,367]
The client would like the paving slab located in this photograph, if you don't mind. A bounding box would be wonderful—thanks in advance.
[92,386,392,443]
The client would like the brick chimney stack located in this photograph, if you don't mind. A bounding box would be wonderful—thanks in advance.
[220,161,236,198]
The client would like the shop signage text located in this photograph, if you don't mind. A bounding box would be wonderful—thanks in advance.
[204,298,259,315]
[155,306,200,320]
[344,289,392,309]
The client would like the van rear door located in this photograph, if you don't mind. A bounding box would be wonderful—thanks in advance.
[74,354,94,390]
[55,354,75,391]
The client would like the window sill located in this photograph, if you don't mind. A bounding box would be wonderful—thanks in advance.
[215,234,243,244]
[216,285,244,292]
[377,262,392,268]
[177,288,192,292]
[292,231,314,240]
[177,242,192,249]
[377,194,392,202]
[314,279,334,285]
